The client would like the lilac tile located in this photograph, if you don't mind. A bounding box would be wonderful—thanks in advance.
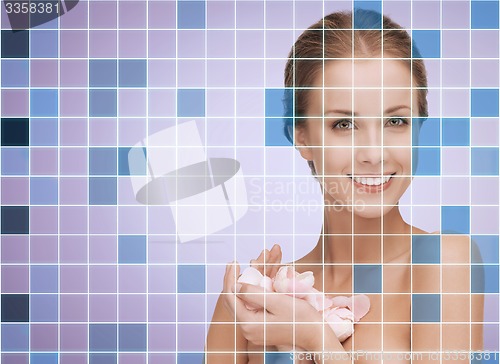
[412,1,440,29]
[207,30,234,58]
[60,265,88,293]
[442,89,469,117]
[409,205,440,233]
[60,235,88,263]
[118,265,146,293]
[471,118,499,147]
[207,60,235,87]
[177,240,206,264]
[472,30,499,58]
[236,60,265,88]
[60,118,88,146]
[30,324,58,351]
[484,324,499,351]
[119,30,147,58]
[323,1,351,17]
[89,30,117,58]
[148,295,176,323]
[1,265,29,293]
[471,206,499,234]
[60,90,88,117]
[177,324,205,351]
[90,265,117,293]
[30,148,58,175]
[206,240,235,264]
[119,354,146,364]
[236,89,265,116]
[148,60,175,87]
[148,265,176,293]
[383,1,411,30]
[60,60,88,87]
[60,148,88,176]
[148,324,176,351]
[148,1,175,29]
[148,90,176,117]
[60,30,88,58]
[89,118,117,146]
[89,206,117,234]
[266,59,288,88]
[472,177,499,205]
[442,30,470,58]
[148,30,175,58]
[147,237,176,264]
[60,177,88,205]
[60,0,88,29]
[236,148,265,175]
[427,88,441,118]
[30,206,58,234]
[265,147,294,175]
[207,1,235,29]
[89,294,117,322]
[441,177,470,205]
[178,294,205,322]
[236,30,264,58]
[235,118,264,146]
[60,354,87,364]
[118,294,147,322]
[89,235,117,263]
[118,177,141,206]
[2,89,28,116]
[30,60,58,87]
[236,1,263,29]
[442,60,470,87]
[118,118,146,146]
[471,60,499,88]
[442,1,470,29]
[177,30,205,59]
[119,89,147,117]
[118,206,147,234]
[424,59,441,88]
[206,90,235,119]
[207,117,236,145]
[206,265,225,293]
[484,295,499,323]
[89,1,117,28]
[266,1,293,29]
[1,177,29,205]
[119,1,146,29]
[60,294,88,322]
[442,147,470,176]
[0,354,28,364]
[60,207,88,234]
[178,60,205,88]
[30,235,58,263]
[265,206,294,235]
[1,236,29,263]
[60,324,88,351]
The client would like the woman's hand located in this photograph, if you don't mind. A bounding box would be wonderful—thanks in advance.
[250,244,282,279]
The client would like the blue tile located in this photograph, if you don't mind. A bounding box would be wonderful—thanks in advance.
[353,6,382,29]
[119,147,147,176]
[412,234,440,264]
[472,147,499,175]
[472,1,499,29]
[119,60,147,87]
[89,177,117,205]
[1,60,29,87]
[90,354,117,364]
[89,89,117,117]
[31,294,58,322]
[413,147,441,175]
[473,265,498,293]
[1,30,29,58]
[31,265,58,293]
[1,206,29,234]
[1,118,29,146]
[178,353,205,364]
[1,294,29,322]
[30,118,58,146]
[118,235,146,264]
[471,89,499,117]
[441,206,470,234]
[30,89,58,117]
[177,89,205,117]
[412,30,441,58]
[413,118,440,146]
[472,235,499,264]
[89,324,117,351]
[266,118,291,146]
[30,353,58,364]
[89,60,117,87]
[354,265,382,293]
[178,1,206,29]
[265,88,286,118]
[178,265,205,293]
[1,324,29,351]
[442,118,470,146]
[30,30,58,58]
[412,294,440,322]
[30,177,58,205]
[1,148,29,175]
[265,352,294,363]
[118,324,147,351]
[89,148,117,176]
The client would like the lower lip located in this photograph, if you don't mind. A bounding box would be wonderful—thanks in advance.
[349,175,394,193]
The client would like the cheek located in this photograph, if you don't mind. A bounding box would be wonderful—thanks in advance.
[312,147,353,175]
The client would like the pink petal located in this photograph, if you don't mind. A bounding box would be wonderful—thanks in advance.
[238,267,264,286]
[351,294,371,321]
[330,295,352,308]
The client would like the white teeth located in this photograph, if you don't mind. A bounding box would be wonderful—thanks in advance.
[351,175,392,186]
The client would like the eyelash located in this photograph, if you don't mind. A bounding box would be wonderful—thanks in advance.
[332,118,410,130]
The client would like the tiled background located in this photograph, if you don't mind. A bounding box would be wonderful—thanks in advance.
[0,0,499,363]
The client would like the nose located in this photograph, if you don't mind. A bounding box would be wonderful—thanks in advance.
[354,121,384,165]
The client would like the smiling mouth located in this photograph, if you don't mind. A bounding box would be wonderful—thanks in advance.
[347,173,396,186]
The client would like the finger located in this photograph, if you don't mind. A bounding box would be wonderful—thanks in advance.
[237,282,291,314]
[268,245,283,278]
[254,249,269,275]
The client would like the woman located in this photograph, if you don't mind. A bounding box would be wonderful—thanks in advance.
[206,9,484,363]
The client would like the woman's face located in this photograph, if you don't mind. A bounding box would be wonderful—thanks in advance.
[295,58,419,218]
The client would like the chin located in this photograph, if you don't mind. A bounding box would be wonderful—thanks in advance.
[352,203,396,219]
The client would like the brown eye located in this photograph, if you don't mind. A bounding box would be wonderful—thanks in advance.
[386,118,409,127]
[333,119,353,130]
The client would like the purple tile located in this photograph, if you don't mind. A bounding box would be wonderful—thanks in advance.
[442,89,469,117]
[60,177,88,205]
[2,89,28,116]
[89,1,117,28]
[60,354,87,364]
[118,177,141,206]
[442,60,470,87]
[119,354,146,364]
[410,205,440,233]
[59,207,88,234]
[236,1,263,28]
[472,177,499,205]
[148,324,176,351]
[118,118,146,147]
[119,89,147,117]
[89,118,117,146]
[148,89,176,117]
[89,235,118,263]
[442,1,469,29]
[60,324,88,351]
[60,118,88,146]
[206,239,235,265]
[207,1,234,28]
[89,206,117,234]
[472,30,499,58]
[148,30,175,58]
[383,1,411,30]
[60,148,88,176]
[30,148,58,175]
[235,118,264,146]
[148,1,175,29]
[441,177,470,205]
[1,265,29,292]
[148,60,175,87]
[178,30,205,58]
[427,89,441,117]
[30,324,58,351]
[207,60,235,87]
[412,1,440,29]
[30,206,58,234]
[31,265,58,293]
[119,30,147,58]
[148,295,176,323]
[89,30,117,58]
[442,147,470,176]
[148,265,176,293]
[90,265,117,293]
[1,354,28,364]
[118,294,147,322]
[89,294,117,322]
[442,30,470,58]
[1,148,28,175]
[471,118,499,147]
[30,235,58,263]
[60,60,88,87]
[425,59,441,88]
[60,30,88,58]
[471,60,499,88]
[323,1,351,17]
[60,90,88,117]
[207,30,234,58]
[178,60,205,88]
[177,324,205,351]
[149,354,175,364]
[178,294,205,322]
[1,236,29,263]
[60,0,88,29]
[118,265,146,293]
[236,60,265,87]
[236,30,264,58]
[30,60,58,87]
[30,118,58,146]
[206,265,225,293]
[60,265,88,293]
[206,90,235,119]
[147,237,176,263]
[60,235,88,263]
[236,147,265,175]
[484,324,499,351]
[117,206,147,234]
[472,206,499,234]
[60,294,88,322]
[236,89,265,116]
[177,240,206,264]
[265,147,294,175]
[266,1,293,29]
[266,59,287,88]
[1,177,29,205]
[265,206,294,235]
[119,1,146,29]
[484,295,499,323]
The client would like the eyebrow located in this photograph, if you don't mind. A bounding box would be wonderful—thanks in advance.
[325,105,411,116]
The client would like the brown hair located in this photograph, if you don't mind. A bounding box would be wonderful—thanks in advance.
[283,9,429,175]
